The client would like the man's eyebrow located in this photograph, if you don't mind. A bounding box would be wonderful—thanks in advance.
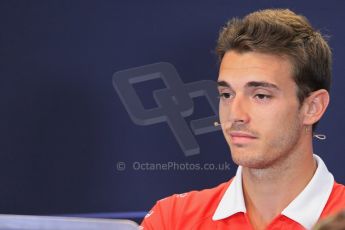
[217,80,279,90]
[217,81,231,88]
[246,81,280,90]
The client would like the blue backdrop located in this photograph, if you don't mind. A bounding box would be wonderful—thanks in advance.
[1,0,344,224]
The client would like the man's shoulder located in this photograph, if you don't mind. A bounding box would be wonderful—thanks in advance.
[333,181,345,191]
[141,179,233,229]
[321,181,345,218]
[158,178,232,211]
[330,181,345,204]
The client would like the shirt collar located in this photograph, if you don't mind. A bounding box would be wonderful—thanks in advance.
[212,154,334,229]
[212,164,246,220]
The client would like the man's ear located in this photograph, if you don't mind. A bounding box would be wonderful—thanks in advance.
[302,89,330,126]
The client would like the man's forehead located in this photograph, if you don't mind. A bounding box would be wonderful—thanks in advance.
[219,61,287,75]
[218,55,295,89]
[219,51,294,75]
[218,65,276,80]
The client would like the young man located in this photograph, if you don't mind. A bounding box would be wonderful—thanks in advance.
[140,9,345,230]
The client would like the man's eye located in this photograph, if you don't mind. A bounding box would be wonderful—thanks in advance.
[254,94,272,100]
[219,93,232,99]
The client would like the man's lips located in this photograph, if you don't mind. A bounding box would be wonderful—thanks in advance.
[229,131,256,138]
[227,131,257,144]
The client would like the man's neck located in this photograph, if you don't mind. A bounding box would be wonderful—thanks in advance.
[241,148,317,230]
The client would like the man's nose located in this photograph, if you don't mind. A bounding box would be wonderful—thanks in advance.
[227,95,250,124]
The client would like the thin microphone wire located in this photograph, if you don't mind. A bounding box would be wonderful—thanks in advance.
[313,134,327,140]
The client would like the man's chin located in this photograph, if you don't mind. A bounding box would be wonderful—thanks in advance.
[231,153,274,169]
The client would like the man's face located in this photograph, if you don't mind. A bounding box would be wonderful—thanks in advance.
[218,51,304,169]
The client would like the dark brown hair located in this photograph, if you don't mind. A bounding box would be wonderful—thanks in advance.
[313,210,345,230]
[216,9,332,130]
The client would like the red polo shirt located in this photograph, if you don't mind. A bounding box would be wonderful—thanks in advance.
[140,155,345,229]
